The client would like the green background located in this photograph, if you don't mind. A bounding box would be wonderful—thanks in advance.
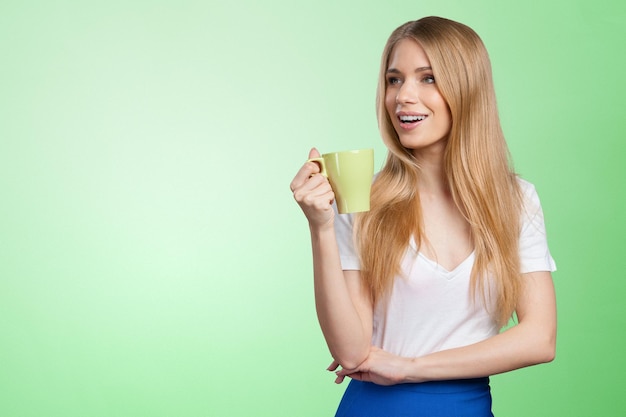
[1,0,624,416]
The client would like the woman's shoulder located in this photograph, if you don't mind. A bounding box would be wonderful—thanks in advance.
[516,176,541,206]
[516,176,536,193]
[515,176,548,222]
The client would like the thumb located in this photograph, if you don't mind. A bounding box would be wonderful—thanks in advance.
[308,147,321,159]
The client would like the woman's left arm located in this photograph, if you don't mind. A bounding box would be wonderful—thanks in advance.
[333,270,556,385]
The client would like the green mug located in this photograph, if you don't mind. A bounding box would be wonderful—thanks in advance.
[308,149,374,214]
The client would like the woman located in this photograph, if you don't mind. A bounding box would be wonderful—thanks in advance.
[290,16,556,416]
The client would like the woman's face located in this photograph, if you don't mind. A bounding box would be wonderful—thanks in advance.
[384,39,452,157]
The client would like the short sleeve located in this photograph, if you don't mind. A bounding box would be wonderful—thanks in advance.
[333,203,361,270]
[518,179,557,273]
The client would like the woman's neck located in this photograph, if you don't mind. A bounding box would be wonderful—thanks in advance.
[413,149,449,197]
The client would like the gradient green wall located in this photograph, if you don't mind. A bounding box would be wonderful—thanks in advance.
[1,1,624,416]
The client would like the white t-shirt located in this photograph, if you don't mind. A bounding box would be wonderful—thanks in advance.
[334,178,556,358]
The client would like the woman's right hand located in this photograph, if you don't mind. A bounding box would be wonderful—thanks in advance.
[290,148,335,229]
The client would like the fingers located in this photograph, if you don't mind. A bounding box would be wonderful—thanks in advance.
[290,150,333,210]
[333,369,367,384]
[290,148,335,227]
[293,174,333,206]
[327,360,365,384]
[290,148,322,193]
[290,159,322,193]
[335,367,353,378]
[308,147,320,159]
[327,360,340,372]
[328,360,348,384]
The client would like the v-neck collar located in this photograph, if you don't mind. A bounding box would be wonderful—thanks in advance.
[408,236,475,279]
[417,251,475,279]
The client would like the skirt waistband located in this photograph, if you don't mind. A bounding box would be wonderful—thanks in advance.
[387,377,490,394]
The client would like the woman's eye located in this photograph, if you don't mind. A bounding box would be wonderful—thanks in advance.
[423,75,435,84]
[387,77,401,85]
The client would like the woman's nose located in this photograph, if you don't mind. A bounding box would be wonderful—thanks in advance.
[396,82,418,104]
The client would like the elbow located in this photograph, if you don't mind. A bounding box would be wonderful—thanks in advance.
[542,340,556,363]
[332,346,369,371]
[533,335,556,364]
[534,345,555,365]
[520,319,556,365]
[543,329,557,363]
[340,357,366,371]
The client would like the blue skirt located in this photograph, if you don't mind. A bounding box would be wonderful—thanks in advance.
[335,378,494,417]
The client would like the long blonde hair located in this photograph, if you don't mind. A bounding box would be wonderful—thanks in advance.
[356,16,523,327]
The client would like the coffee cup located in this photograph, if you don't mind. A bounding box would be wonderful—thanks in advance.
[308,149,374,214]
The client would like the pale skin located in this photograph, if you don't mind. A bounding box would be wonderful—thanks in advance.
[290,39,556,386]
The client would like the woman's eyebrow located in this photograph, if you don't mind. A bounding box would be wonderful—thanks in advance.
[386,66,432,74]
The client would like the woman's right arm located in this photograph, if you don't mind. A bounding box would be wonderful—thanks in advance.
[291,148,373,370]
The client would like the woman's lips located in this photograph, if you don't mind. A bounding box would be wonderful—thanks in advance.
[397,113,427,130]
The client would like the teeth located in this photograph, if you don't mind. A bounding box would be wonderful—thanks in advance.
[399,115,426,122]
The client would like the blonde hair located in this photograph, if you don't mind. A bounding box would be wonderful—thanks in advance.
[356,16,523,327]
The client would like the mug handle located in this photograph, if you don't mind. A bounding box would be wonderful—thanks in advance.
[307,157,327,177]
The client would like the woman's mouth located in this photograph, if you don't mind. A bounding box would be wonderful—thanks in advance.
[399,114,426,124]
[397,113,427,130]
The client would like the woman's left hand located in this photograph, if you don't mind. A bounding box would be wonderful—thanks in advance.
[328,346,413,386]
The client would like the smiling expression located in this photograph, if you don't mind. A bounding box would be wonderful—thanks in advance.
[384,39,452,158]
